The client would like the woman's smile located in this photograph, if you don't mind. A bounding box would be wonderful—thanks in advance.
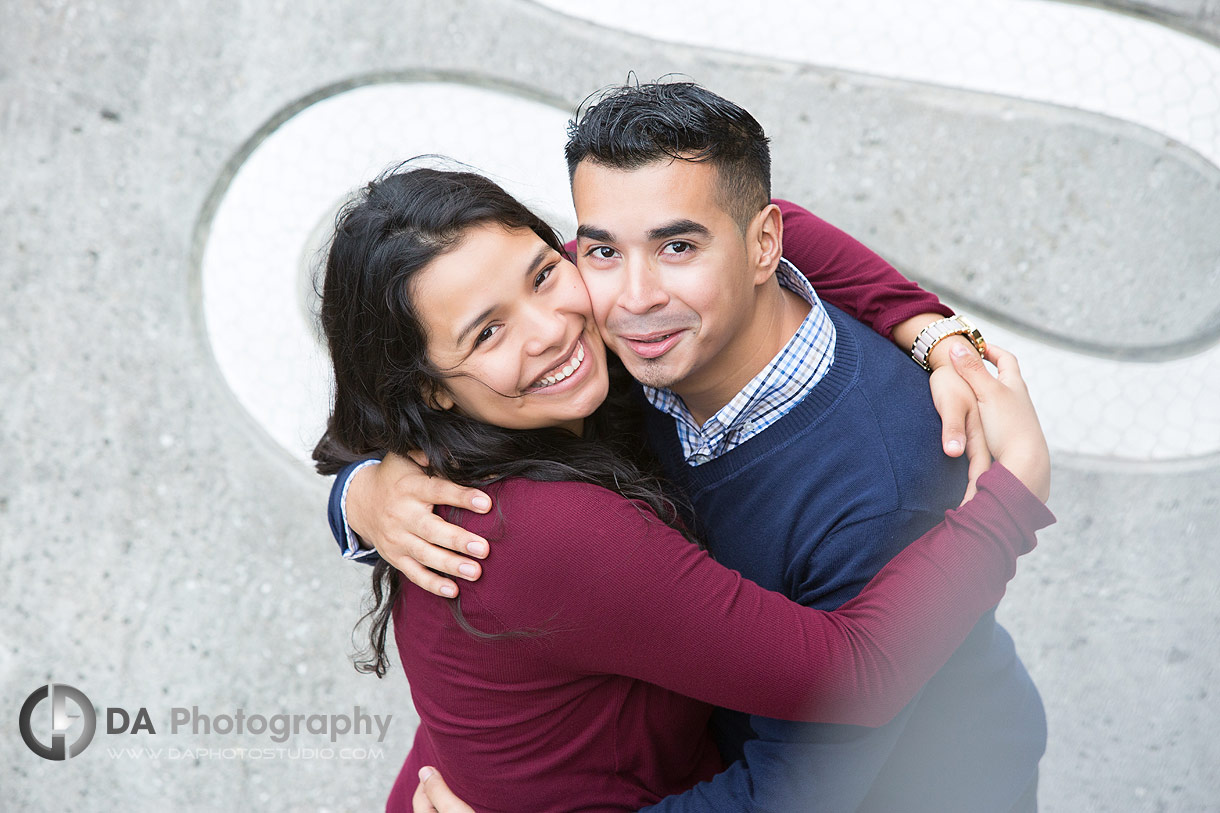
[525,334,590,393]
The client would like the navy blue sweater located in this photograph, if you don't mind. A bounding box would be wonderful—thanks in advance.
[642,303,1045,812]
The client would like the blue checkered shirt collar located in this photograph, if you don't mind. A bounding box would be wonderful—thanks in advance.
[643,258,837,466]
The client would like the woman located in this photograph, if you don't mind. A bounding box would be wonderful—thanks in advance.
[313,165,1053,812]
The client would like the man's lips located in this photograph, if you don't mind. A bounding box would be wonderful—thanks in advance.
[619,330,686,360]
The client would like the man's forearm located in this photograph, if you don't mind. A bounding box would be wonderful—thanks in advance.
[327,457,382,562]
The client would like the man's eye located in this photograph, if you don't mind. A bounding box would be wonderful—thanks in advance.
[591,246,616,259]
[475,325,500,345]
[665,241,691,254]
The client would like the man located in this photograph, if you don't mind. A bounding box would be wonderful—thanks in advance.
[336,82,1043,811]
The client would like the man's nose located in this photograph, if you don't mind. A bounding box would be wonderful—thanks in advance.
[619,256,669,315]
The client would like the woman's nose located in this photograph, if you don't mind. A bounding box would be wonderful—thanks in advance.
[522,302,569,356]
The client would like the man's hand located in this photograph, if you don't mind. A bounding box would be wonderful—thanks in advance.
[927,335,993,504]
[949,343,1051,502]
[347,452,492,598]
[413,767,475,813]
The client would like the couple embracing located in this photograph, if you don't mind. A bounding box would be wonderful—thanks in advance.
[313,81,1053,812]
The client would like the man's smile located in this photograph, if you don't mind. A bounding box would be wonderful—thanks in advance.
[618,330,687,360]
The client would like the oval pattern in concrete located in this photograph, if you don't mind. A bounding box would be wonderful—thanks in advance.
[200,1,1220,464]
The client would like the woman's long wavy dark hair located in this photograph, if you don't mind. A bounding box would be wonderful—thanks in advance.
[312,164,693,677]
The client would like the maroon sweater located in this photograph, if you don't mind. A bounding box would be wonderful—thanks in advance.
[768,199,951,338]
[389,469,1052,812]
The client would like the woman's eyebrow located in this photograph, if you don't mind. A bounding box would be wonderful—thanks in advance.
[523,244,552,278]
[453,245,553,349]
[455,306,496,349]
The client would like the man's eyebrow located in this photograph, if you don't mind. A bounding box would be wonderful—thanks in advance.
[648,219,711,242]
[453,244,553,349]
[576,225,614,243]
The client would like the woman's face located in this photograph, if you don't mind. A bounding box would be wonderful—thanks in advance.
[412,224,610,435]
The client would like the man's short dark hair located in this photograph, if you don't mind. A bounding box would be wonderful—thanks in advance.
[564,81,771,230]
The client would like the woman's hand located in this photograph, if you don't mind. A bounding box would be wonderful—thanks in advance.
[347,451,493,597]
[949,343,1051,502]
[928,356,991,503]
[413,767,476,813]
[894,320,993,501]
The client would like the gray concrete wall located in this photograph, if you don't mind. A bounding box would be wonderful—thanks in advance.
[1095,0,1220,43]
[3,1,1218,810]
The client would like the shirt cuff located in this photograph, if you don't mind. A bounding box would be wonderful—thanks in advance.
[340,459,382,560]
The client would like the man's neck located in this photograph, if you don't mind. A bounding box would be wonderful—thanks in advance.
[676,278,812,425]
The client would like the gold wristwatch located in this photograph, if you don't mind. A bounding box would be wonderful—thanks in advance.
[910,315,986,371]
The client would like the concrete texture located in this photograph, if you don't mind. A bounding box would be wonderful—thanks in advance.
[1099,0,1220,42]
[2,1,1218,811]
[769,78,1220,357]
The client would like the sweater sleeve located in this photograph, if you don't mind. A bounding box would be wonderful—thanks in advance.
[488,464,1052,728]
[775,199,952,339]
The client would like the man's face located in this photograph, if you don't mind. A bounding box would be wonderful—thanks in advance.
[571,158,758,396]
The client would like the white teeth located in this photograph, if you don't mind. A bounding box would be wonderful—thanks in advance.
[531,340,585,390]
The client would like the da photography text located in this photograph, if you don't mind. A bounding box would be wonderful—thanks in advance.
[19,683,393,761]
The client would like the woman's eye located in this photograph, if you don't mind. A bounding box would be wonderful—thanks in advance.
[475,325,500,346]
[533,266,554,289]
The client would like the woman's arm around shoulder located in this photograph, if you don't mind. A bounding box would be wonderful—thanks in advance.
[775,199,951,339]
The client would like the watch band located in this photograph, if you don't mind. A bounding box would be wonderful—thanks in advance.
[910,315,986,371]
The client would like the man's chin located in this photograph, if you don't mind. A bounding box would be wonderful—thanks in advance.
[620,357,685,390]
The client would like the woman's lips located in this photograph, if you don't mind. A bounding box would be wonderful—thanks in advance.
[620,330,685,360]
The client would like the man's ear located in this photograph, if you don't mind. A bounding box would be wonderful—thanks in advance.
[749,203,784,286]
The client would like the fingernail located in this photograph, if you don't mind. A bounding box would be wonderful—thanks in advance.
[951,344,969,358]
[467,540,488,557]
[472,494,491,511]
[419,766,435,782]
[440,584,457,598]
[459,563,479,579]
[946,439,963,454]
